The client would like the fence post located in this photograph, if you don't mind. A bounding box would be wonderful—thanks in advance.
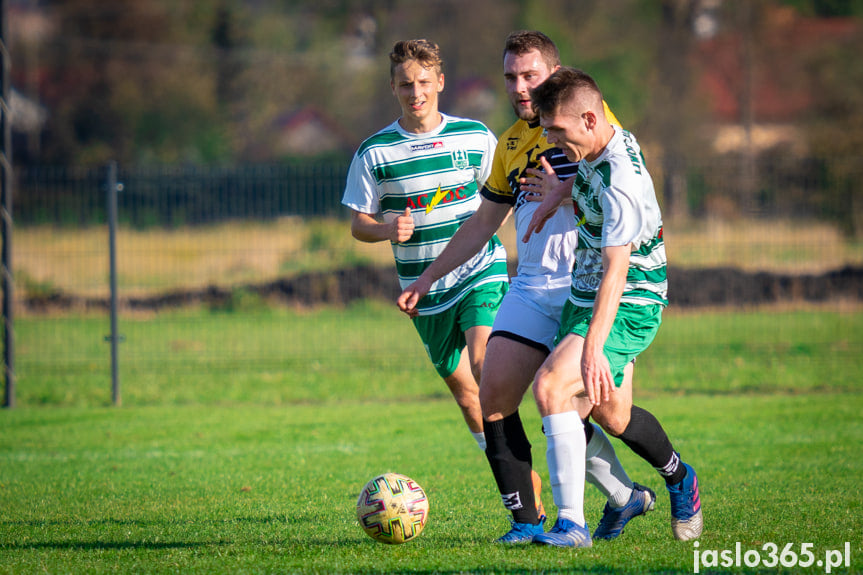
[1,0,14,409]
[106,161,122,406]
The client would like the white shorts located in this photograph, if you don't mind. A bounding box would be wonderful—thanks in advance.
[490,276,571,354]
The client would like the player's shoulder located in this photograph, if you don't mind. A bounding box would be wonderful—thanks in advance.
[601,127,650,186]
[495,119,544,155]
[607,127,644,163]
[440,113,494,137]
[355,121,404,157]
[499,118,540,141]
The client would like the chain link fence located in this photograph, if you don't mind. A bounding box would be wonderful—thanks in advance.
[4,157,862,407]
[15,159,350,227]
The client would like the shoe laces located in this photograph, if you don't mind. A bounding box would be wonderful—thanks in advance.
[668,478,697,519]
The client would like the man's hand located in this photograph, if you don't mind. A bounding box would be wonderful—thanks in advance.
[520,156,572,242]
[390,207,415,243]
[520,155,563,201]
[581,343,615,406]
[396,275,431,318]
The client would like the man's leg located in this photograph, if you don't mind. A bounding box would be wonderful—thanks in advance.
[479,336,547,542]
[590,365,683,483]
[584,420,634,507]
[464,324,492,387]
[591,365,702,541]
[442,351,484,446]
[531,334,593,548]
[580,365,656,540]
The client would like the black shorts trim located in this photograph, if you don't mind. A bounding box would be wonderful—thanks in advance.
[489,330,550,356]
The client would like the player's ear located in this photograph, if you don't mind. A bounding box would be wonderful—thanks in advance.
[583,110,597,130]
[437,73,445,92]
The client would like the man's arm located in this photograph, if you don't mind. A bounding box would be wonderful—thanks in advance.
[396,198,510,315]
[350,208,415,243]
[581,243,630,406]
[521,156,573,242]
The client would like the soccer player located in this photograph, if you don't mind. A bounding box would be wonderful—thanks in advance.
[342,39,509,452]
[521,66,703,547]
[397,31,653,544]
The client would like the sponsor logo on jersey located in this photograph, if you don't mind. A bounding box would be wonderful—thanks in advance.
[506,137,519,151]
[410,141,444,152]
[425,184,449,214]
[405,184,468,213]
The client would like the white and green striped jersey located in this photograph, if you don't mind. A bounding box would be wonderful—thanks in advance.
[569,125,668,307]
[343,113,509,315]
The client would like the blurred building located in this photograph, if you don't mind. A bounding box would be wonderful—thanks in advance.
[695,5,859,157]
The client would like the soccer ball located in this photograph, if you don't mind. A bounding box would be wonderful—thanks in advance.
[356,472,429,544]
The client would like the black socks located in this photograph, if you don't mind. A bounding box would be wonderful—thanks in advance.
[617,405,687,485]
[484,411,540,524]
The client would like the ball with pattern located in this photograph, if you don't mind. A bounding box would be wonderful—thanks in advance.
[356,473,429,544]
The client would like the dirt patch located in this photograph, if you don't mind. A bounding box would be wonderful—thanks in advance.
[22,264,863,313]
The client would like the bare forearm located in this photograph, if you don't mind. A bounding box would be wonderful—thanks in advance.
[351,218,391,243]
[584,246,630,351]
[351,209,413,244]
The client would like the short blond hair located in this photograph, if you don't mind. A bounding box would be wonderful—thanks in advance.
[389,39,443,79]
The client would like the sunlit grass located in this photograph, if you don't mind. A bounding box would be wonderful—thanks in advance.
[663,217,863,273]
[15,218,385,298]
[13,217,863,300]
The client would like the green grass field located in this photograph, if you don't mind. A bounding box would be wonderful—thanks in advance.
[2,303,862,573]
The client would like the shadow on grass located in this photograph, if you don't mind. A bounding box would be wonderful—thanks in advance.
[0,515,288,552]
[5,540,221,551]
[2,515,289,528]
[304,568,696,575]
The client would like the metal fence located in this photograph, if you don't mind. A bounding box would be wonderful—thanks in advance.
[3,157,862,408]
[15,159,351,227]
[12,155,863,230]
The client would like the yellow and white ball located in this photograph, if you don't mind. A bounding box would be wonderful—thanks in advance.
[356,473,429,544]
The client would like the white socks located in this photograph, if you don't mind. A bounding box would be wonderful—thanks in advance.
[585,422,634,508]
[543,412,586,527]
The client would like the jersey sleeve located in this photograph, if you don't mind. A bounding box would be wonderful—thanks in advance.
[342,152,379,215]
[481,137,516,205]
[475,129,498,188]
[601,183,643,248]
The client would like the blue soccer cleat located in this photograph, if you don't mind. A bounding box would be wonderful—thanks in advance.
[667,461,703,541]
[496,517,545,544]
[593,483,656,540]
[532,517,592,548]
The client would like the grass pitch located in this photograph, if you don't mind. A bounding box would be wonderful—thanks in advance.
[2,395,861,573]
[1,304,862,573]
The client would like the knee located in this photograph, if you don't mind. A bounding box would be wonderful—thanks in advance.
[470,362,483,387]
[531,369,558,415]
[445,377,479,410]
[454,386,479,409]
[479,380,513,419]
[478,379,495,408]
[592,405,630,436]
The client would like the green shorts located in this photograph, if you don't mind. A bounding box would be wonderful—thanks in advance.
[556,301,663,387]
[412,281,508,378]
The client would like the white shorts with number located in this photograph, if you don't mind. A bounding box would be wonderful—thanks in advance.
[490,275,571,354]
